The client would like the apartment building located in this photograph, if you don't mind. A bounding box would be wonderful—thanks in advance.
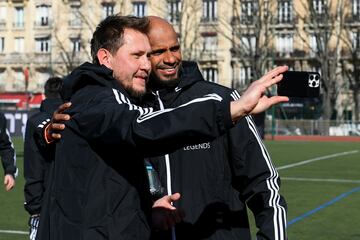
[0,0,358,120]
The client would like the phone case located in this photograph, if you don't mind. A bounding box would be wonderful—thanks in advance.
[277,71,320,98]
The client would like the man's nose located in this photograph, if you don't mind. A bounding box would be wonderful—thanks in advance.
[163,51,176,64]
[141,57,151,72]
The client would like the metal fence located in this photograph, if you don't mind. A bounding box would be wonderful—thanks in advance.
[265,119,360,136]
[2,109,360,138]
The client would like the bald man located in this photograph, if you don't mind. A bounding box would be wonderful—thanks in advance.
[144,16,287,240]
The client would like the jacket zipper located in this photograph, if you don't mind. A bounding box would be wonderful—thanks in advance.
[155,91,176,240]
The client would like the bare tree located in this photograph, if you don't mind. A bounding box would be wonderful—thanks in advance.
[148,0,203,61]
[177,1,203,60]
[340,6,360,121]
[215,0,276,92]
[297,0,345,120]
[52,0,126,75]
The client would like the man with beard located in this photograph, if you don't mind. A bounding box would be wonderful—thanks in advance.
[40,14,288,240]
[143,16,287,240]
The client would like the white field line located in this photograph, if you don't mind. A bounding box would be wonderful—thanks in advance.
[1,152,359,236]
[277,150,359,170]
[282,177,360,184]
[0,229,28,235]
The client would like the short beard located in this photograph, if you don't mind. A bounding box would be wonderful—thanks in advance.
[122,84,147,99]
[149,74,180,90]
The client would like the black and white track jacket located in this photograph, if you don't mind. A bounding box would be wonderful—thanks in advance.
[36,62,234,240]
[0,112,17,177]
[23,98,63,216]
[146,62,287,240]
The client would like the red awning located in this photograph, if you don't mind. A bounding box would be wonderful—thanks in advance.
[0,93,44,109]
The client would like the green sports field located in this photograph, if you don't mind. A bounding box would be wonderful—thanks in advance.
[0,138,359,240]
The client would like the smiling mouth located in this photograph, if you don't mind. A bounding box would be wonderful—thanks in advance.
[159,68,177,75]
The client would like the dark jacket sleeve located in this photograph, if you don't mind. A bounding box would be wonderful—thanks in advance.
[0,113,17,177]
[228,116,287,240]
[23,113,51,215]
[67,86,233,157]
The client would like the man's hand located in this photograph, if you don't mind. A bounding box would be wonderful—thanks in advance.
[45,102,72,142]
[152,193,185,230]
[231,66,289,122]
[4,174,15,191]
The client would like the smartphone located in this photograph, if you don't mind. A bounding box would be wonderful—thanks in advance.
[277,71,320,98]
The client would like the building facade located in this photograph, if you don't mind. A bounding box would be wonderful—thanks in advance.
[0,0,359,120]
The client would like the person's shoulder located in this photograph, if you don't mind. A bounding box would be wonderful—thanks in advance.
[71,84,111,101]
[26,111,51,130]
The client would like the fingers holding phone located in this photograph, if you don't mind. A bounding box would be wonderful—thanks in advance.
[277,71,321,98]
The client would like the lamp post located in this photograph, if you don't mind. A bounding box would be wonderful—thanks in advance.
[24,67,29,110]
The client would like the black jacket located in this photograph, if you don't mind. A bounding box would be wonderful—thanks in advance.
[147,62,287,240]
[0,112,17,177]
[23,98,63,215]
[36,62,234,240]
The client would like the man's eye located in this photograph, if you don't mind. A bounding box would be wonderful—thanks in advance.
[151,52,161,56]
[171,47,180,52]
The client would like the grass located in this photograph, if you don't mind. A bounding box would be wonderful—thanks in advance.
[0,138,359,239]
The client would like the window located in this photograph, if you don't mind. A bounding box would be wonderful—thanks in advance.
[0,6,6,22]
[240,66,252,86]
[202,67,218,83]
[312,0,325,14]
[353,0,360,18]
[167,0,181,24]
[102,3,114,19]
[202,0,217,22]
[0,37,4,53]
[14,69,25,89]
[0,70,5,89]
[14,37,24,52]
[351,31,360,49]
[71,38,81,52]
[309,34,317,53]
[35,4,50,26]
[264,0,269,17]
[69,5,81,26]
[241,35,256,54]
[35,37,50,53]
[14,6,24,28]
[133,2,146,17]
[37,71,50,89]
[276,33,293,54]
[241,0,256,24]
[278,0,292,23]
[203,35,217,52]
[309,34,325,56]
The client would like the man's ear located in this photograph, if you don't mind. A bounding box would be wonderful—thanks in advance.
[97,48,112,69]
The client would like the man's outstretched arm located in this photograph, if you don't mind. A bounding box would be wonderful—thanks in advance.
[45,66,289,142]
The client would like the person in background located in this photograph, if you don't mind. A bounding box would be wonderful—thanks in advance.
[23,77,63,240]
[0,111,17,191]
[144,16,287,240]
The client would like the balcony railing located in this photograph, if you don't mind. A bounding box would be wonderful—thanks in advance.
[69,20,82,27]
[13,22,25,29]
[199,50,217,60]
[0,21,6,30]
[200,17,218,24]
[345,14,360,23]
[34,19,52,27]
[275,51,293,58]
[275,16,297,25]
